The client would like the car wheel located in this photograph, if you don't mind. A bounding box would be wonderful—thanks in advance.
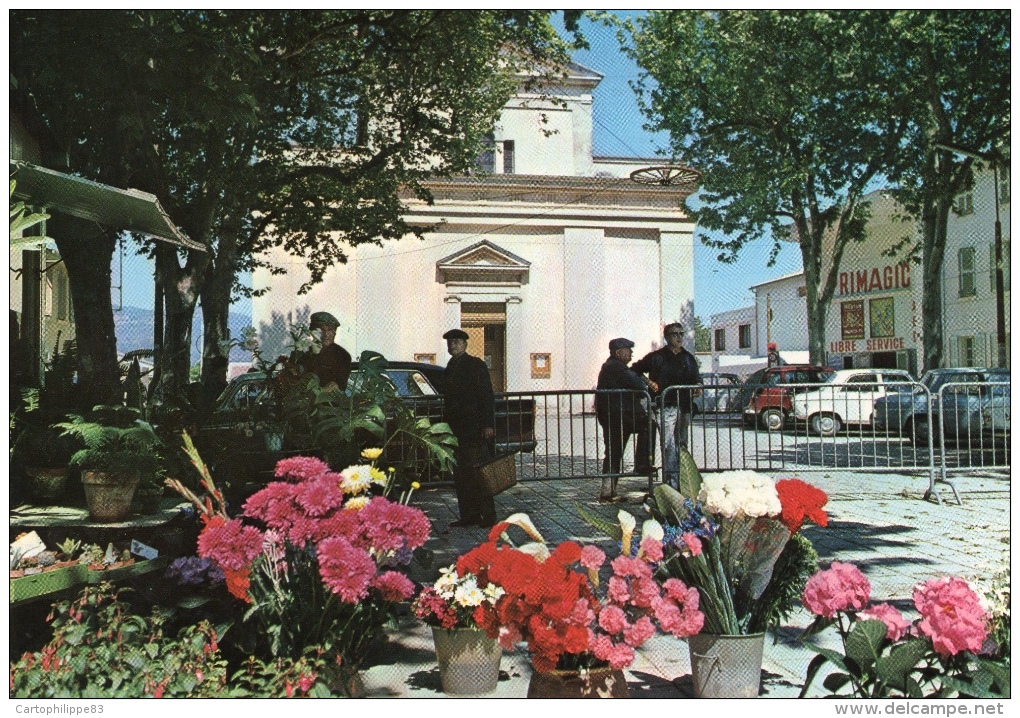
[907,417,930,446]
[811,413,842,437]
[759,409,785,432]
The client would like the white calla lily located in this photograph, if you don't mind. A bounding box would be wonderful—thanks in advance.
[641,519,664,543]
[516,542,551,563]
[501,513,545,543]
[619,510,636,557]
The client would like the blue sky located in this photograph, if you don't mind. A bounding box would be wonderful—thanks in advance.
[115,11,804,321]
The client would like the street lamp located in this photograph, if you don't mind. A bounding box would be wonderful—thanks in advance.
[935,143,1007,368]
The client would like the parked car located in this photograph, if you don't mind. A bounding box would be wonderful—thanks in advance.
[872,367,1010,445]
[693,373,743,414]
[790,368,915,436]
[740,365,835,431]
[195,361,536,486]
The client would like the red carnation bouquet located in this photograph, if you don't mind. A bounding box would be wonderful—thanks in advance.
[170,437,429,684]
[453,513,704,673]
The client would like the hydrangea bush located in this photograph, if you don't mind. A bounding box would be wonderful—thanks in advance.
[800,562,1008,698]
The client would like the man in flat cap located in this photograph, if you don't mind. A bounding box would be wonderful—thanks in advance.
[301,311,352,392]
[595,338,650,502]
[631,323,702,490]
[442,328,497,528]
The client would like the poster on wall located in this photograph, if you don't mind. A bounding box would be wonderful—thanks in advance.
[841,300,865,340]
[869,297,895,338]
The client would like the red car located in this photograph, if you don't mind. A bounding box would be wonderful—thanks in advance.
[740,365,835,431]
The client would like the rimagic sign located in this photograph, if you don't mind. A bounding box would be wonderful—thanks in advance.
[838,263,911,295]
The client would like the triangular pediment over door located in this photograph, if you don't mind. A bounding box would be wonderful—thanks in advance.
[436,240,530,286]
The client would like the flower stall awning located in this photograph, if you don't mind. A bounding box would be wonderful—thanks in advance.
[9,160,204,251]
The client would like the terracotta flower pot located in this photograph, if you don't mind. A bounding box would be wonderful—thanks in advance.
[81,470,140,523]
[687,632,765,698]
[432,626,502,695]
[526,665,629,698]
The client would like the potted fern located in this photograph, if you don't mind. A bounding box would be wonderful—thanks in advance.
[56,406,163,522]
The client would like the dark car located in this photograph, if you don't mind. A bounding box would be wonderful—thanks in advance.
[693,373,743,414]
[740,365,835,431]
[872,367,1009,445]
[196,361,536,488]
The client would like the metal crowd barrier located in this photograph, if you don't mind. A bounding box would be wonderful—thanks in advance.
[393,381,1009,505]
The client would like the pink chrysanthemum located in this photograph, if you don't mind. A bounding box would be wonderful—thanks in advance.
[317,536,377,603]
[295,477,345,517]
[357,498,431,553]
[243,482,298,522]
[860,603,911,642]
[274,456,331,483]
[197,517,264,571]
[371,571,415,602]
[803,562,871,618]
[913,577,988,657]
[579,545,606,570]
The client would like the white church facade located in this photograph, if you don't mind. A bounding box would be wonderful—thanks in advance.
[252,63,699,392]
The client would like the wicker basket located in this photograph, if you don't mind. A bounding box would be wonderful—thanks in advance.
[477,453,517,496]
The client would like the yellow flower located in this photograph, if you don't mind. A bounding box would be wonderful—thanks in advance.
[369,467,387,486]
[361,448,383,461]
[345,495,370,511]
[411,482,421,490]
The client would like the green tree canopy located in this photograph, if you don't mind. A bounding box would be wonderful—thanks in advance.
[629,10,908,364]
[12,10,582,401]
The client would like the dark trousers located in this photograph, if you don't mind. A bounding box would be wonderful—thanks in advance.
[453,437,496,523]
[599,418,634,475]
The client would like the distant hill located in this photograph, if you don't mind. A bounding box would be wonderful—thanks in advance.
[114,305,254,365]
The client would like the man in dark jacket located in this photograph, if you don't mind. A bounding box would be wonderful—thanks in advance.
[595,338,649,502]
[442,328,497,528]
[631,322,702,490]
[301,311,353,392]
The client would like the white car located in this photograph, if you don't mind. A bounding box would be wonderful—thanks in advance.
[791,369,915,436]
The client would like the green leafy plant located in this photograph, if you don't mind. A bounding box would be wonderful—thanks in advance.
[55,405,163,475]
[10,583,334,697]
[9,178,50,246]
[283,350,457,476]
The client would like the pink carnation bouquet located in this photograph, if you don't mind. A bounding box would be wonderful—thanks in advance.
[799,562,996,698]
[174,446,429,682]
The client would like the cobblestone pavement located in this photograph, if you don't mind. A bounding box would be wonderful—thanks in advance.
[360,467,1010,698]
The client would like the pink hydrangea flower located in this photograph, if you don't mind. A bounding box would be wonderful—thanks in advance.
[803,562,871,618]
[639,537,663,563]
[860,603,911,641]
[580,545,606,570]
[913,577,988,657]
[274,456,331,483]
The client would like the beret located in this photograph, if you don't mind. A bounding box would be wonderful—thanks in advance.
[443,328,469,340]
[609,337,635,351]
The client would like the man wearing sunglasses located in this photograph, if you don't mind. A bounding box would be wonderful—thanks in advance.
[631,322,702,490]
